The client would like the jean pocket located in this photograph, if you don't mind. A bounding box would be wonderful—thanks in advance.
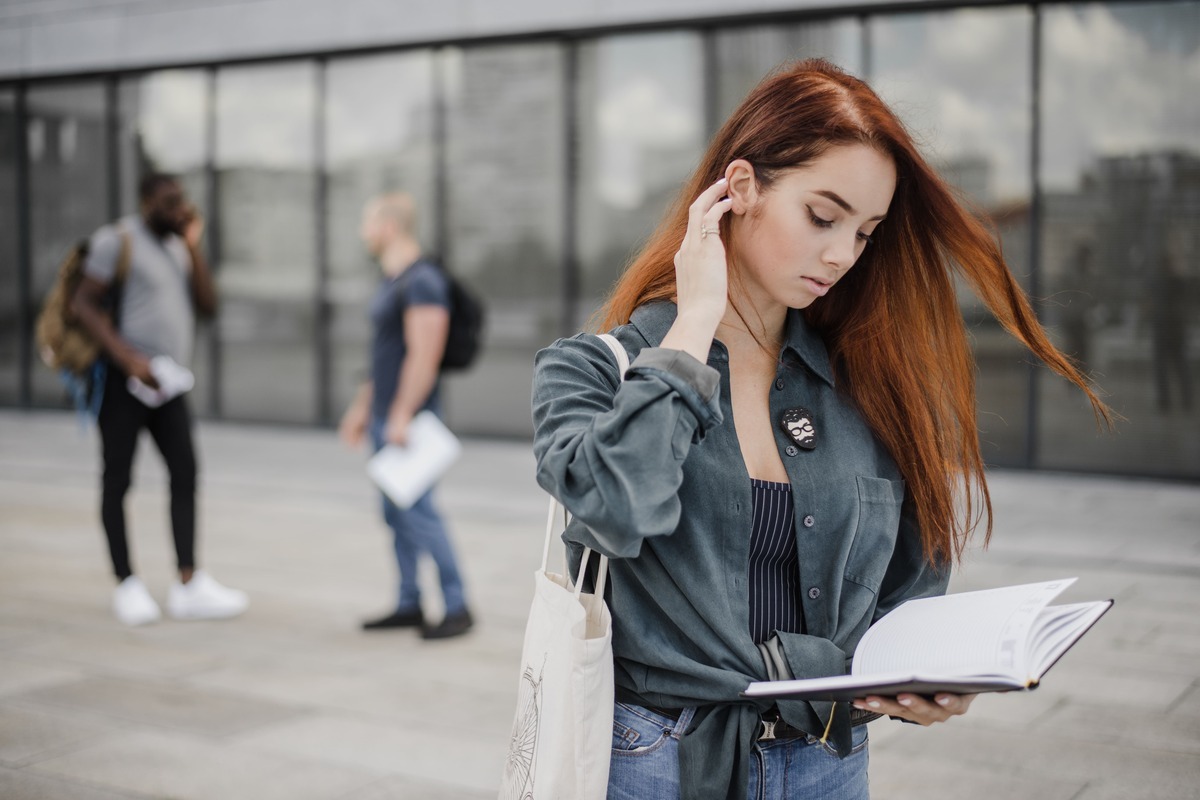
[819,721,870,758]
[611,703,675,756]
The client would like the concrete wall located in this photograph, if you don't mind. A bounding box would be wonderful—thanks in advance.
[0,0,922,80]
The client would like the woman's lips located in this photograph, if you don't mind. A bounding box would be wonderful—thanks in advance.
[802,276,831,297]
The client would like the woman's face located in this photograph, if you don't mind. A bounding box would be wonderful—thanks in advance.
[729,143,897,312]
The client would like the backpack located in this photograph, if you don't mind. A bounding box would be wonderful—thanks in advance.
[430,259,485,372]
[35,230,131,376]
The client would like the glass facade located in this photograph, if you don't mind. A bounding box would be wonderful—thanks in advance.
[871,7,1034,467]
[0,88,18,405]
[215,63,318,423]
[714,21,863,122]
[25,82,112,407]
[576,32,706,328]
[1038,2,1200,476]
[2,2,1196,479]
[324,52,438,421]
[442,43,567,436]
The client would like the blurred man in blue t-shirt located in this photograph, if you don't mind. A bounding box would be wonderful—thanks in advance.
[338,193,473,640]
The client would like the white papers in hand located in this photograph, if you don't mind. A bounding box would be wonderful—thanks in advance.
[366,411,463,509]
[127,356,195,408]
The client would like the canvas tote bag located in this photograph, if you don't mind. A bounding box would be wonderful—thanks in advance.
[499,333,628,800]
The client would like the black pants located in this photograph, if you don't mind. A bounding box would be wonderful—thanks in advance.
[97,366,197,581]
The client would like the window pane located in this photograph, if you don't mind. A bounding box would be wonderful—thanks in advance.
[26,82,111,407]
[872,9,1034,466]
[118,70,212,415]
[1039,2,1200,477]
[715,21,862,124]
[576,32,706,327]
[442,43,567,436]
[215,62,317,423]
[325,51,437,420]
[0,89,18,404]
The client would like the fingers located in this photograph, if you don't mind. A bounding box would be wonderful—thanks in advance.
[687,178,733,241]
[670,175,735,332]
[853,693,976,726]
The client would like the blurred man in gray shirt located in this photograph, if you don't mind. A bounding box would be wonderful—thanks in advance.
[72,173,248,626]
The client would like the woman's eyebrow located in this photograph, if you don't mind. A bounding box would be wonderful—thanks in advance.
[814,189,887,221]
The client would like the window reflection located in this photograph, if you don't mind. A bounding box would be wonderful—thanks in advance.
[442,43,567,436]
[325,52,437,418]
[26,83,110,407]
[118,70,212,415]
[715,22,862,125]
[215,63,317,423]
[0,89,17,404]
[871,9,1034,466]
[1039,2,1200,475]
[576,33,705,326]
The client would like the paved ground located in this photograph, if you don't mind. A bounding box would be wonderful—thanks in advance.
[1,409,1198,800]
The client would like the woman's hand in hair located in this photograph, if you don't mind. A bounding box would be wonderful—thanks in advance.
[854,692,976,726]
[661,178,734,363]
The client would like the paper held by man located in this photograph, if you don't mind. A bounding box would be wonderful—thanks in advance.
[744,578,1113,702]
[366,410,462,509]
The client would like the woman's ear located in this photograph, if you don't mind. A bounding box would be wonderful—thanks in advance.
[724,159,758,216]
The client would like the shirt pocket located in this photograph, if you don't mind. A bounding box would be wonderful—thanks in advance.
[843,475,905,591]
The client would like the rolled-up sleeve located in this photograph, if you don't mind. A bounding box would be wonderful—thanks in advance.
[626,347,721,431]
[532,334,723,558]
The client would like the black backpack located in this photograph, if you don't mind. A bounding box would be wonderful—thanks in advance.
[430,258,485,371]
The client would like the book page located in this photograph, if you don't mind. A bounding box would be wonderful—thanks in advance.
[851,579,1076,680]
[1028,600,1113,678]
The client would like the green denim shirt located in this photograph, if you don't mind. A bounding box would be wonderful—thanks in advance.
[531,301,949,800]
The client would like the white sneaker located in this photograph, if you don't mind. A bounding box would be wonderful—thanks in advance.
[167,570,248,621]
[113,576,161,626]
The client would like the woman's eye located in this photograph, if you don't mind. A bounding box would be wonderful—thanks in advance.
[807,208,833,228]
[857,231,874,244]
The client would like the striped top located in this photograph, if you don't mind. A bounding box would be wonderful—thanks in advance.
[747,479,804,644]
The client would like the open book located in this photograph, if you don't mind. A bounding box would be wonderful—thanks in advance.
[366,410,462,509]
[744,578,1112,702]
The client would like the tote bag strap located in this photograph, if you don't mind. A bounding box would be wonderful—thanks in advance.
[540,333,629,619]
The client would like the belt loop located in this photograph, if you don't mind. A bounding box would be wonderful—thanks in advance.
[670,706,696,739]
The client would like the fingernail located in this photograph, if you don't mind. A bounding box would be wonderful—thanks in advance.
[867,700,880,709]
[852,702,866,710]
[716,177,727,184]
[898,697,912,707]
[937,696,952,706]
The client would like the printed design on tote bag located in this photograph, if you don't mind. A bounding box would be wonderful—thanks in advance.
[502,657,544,799]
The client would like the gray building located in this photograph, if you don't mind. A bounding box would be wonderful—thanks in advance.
[2,0,1197,479]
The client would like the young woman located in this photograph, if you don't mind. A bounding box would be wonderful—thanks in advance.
[531,59,1110,800]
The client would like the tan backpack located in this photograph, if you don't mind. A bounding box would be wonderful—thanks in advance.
[35,231,131,375]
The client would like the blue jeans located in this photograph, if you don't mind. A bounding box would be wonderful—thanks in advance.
[370,419,467,615]
[607,703,870,800]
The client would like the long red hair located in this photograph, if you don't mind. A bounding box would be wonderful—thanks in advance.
[599,59,1112,566]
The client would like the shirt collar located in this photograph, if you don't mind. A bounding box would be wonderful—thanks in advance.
[628,301,836,388]
[782,308,836,388]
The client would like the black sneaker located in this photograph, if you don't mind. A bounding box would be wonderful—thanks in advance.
[421,609,474,640]
[362,608,424,631]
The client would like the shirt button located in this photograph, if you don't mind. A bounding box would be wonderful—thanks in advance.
[774,379,785,390]
[808,587,821,600]
[785,445,798,457]
[803,515,815,528]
